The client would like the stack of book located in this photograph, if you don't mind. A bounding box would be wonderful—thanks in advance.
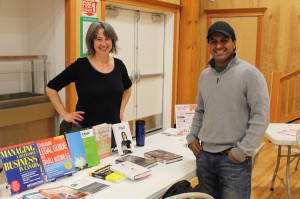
[111,161,151,180]
[89,164,126,183]
[115,155,157,169]
[144,149,183,164]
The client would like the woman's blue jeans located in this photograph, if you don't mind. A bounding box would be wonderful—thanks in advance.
[195,150,252,199]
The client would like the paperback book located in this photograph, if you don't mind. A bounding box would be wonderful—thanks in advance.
[144,149,183,164]
[80,128,100,167]
[35,135,76,182]
[65,178,109,194]
[65,131,88,171]
[39,185,89,199]
[112,122,134,156]
[111,161,151,180]
[115,155,157,168]
[0,141,44,194]
[92,123,112,159]
[89,164,126,183]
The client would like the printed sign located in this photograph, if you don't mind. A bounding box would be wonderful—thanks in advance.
[82,0,97,17]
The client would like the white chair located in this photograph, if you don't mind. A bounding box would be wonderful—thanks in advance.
[252,142,265,168]
[296,128,300,147]
[294,128,300,170]
[164,192,214,199]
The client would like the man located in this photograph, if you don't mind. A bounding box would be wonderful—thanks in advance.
[186,21,270,199]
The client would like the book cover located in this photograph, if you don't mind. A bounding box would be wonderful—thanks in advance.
[39,185,89,199]
[80,128,100,167]
[92,123,112,159]
[144,149,183,164]
[65,178,109,194]
[115,155,157,169]
[23,191,50,199]
[35,135,76,182]
[0,141,44,194]
[89,164,126,183]
[65,131,88,171]
[112,122,134,156]
[111,161,151,180]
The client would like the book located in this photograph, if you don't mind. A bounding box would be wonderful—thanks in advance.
[80,128,100,167]
[65,178,109,194]
[39,185,89,199]
[35,135,76,182]
[112,122,134,156]
[92,123,112,159]
[89,164,126,183]
[111,161,151,180]
[144,149,183,164]
[23,192,50,199]
[0,141,44,194]
[115,155,157,169]
[65,131,88,171]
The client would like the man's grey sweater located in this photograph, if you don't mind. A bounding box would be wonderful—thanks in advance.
[186,55,270,162]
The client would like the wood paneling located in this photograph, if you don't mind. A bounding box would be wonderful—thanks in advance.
[177,0,200,105]
[195,0,300,94]
[270,68,300,123]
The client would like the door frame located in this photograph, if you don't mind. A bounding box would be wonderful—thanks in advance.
[205,8,267,69]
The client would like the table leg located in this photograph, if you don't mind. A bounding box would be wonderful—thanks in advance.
[286,146,291,199]
[270,145,281,191]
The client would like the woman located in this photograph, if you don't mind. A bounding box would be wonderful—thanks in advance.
[121,131,133,154]
[46,21,132,148]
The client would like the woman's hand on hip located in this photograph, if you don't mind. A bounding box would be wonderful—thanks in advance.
[63,111,85,124]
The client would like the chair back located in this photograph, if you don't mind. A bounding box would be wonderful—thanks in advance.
[164,192,214,199]
[296,128,300,147]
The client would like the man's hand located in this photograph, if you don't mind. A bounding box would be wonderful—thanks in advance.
[188,140,202,156]
[227,149,243,164]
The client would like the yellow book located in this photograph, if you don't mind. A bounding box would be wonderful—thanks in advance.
[89,164,126,183]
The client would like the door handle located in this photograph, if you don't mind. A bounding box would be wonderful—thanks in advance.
[136,70,141,82]
[130,71,136,83]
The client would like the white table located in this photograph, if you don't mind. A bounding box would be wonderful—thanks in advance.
[0,132,196,199]
[265,123,300,199]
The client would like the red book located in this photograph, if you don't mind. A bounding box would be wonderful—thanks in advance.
[35,135,76,182]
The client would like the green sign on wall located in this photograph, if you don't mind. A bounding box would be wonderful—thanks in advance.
[80,16,99,57]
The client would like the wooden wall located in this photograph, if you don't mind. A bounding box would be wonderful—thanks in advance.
[178,0,300,104]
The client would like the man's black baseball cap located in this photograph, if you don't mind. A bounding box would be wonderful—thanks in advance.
[206,21,236,42]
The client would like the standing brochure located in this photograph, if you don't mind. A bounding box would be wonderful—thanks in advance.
[111,161,151,180]
[80,128,100,167]
[115,155,158,169]
[0,141,44,194]
[112,122,134,156]
[175,104,197,133]
[92,123,112,159]
[65,131,88,171]
[35,135,76,182]
[144,149,183,164]
[65,178,109,194]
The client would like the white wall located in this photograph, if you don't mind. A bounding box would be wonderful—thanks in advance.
[0,0,65,99]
